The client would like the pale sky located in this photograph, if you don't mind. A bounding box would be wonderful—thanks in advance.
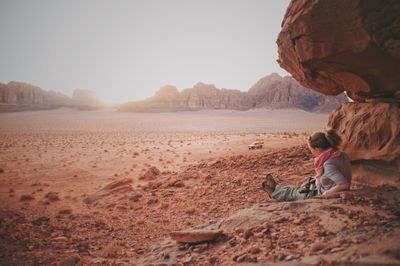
[0,0,290,103]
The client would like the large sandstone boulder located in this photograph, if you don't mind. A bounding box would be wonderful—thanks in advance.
[277,0,400,187]
[328,102,399,162]
[277,0,400,101]
[328,102,399,186]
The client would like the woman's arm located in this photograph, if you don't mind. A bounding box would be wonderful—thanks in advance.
[322,182,350,198]
[297,174,320,188]
[320,161,351,198]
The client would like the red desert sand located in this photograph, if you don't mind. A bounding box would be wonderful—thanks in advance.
[0,108,399,265]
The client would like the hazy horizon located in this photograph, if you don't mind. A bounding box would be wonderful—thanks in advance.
[0,0,290,104]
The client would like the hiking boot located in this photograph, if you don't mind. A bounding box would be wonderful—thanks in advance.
[261,173,277,198]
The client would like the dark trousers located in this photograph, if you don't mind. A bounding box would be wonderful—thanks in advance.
[271,185,317,201]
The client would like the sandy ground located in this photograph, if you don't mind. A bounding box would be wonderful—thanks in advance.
[0,108,325,208]
[0,108,399,265]
[0,108,325,206]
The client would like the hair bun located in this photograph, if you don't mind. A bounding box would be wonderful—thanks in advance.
[324,127,342,149]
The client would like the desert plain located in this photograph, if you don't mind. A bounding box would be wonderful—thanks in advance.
[0,108,399,265]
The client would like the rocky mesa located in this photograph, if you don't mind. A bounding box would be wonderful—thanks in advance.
[0,81,73,112]
[0,81,103,112]
[119,73,347,112]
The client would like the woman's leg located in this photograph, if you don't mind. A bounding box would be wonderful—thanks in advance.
[271,185,310,201]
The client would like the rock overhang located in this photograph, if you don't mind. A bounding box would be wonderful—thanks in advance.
[276,0,400,102]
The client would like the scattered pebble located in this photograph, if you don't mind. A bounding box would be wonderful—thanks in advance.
[20,194,35,201]
[58,254,80,266]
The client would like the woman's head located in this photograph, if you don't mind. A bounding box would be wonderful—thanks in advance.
[307,128,342,154]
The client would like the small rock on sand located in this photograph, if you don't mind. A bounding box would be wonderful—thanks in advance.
[45,192,60,202]
[58,208,73,215]
[129,192,142,202]
[20,194,35,201]
[31,216,49,226]
[139,166,160,180]
[53,236,68,242]
[58,254,80,266]
[248,245,261,254]
[147,198,159,204]
[311,241,328,252]
[167,179,185,188]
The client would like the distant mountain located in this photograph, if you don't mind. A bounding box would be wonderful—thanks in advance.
[248,73,346,111]
[0,81,103,112]
[0,74,347,112]
[118,83,255,112]
[119,73,347,112]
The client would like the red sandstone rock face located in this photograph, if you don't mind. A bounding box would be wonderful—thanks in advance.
[277,0,400,101]
[0,81,73,111]
[0,82,104,111]
[118,74,347,112]
[328,102,400,162]
[249,74,347,111]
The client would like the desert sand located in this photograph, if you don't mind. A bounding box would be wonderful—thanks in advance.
[0,108,399,265]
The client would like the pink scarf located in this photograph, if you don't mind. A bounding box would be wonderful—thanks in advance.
[314,147,341,176]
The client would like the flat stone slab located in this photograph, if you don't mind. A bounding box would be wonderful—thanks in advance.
[83,178,133,204]
[170,229,223,243]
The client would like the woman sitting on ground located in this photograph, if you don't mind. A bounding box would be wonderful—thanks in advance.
[263,128,352,201]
